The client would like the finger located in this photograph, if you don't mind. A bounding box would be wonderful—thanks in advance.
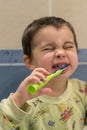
[34,68,50,76]
[37,88,52,95]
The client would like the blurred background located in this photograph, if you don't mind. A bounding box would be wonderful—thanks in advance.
[0,0,87,49]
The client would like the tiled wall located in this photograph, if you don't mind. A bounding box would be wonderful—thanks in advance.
[0,49,87,100]
[1,0,87,49]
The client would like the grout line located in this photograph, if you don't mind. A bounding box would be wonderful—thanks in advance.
[48,0,52,16]
[0,63,25,66]
[0,62,86,66]
[79,62,87,65]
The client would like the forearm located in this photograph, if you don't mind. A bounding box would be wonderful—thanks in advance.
[0,94,31,129]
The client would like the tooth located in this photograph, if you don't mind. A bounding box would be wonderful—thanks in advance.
[62,64,64,67]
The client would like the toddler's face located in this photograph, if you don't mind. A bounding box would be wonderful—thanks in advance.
[30,25,78,78]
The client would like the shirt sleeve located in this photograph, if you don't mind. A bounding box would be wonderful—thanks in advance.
[0,94,32,130]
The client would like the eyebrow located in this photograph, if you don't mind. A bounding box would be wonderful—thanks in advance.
[40,41,56,46]
[64,41,75,45]
[41,40,75,46]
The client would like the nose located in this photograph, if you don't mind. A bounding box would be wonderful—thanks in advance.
[55,49,66,59]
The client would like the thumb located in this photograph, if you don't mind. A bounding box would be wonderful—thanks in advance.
[38,88,52,95]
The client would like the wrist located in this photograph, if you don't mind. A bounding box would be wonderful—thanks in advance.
[12,92,26,108]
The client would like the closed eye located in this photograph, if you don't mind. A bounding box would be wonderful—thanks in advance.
[64,45,74,49]
[43,47,54,50]
[64,42,75,49]
[42,45,55,51]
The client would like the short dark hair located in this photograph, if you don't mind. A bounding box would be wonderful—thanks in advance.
[22,16,78,59]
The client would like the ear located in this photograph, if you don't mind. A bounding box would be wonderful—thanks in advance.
[23,55,35,70]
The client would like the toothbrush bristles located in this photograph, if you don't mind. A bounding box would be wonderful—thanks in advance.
[53,64,69,73]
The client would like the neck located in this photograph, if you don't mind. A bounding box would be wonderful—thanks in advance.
[46,78,68,97]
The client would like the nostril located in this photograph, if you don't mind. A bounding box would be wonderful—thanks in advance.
[57,55,60,58]
[57,54,65,58]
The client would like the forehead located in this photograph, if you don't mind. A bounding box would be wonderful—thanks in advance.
[35,25,73,37]
[35,25,72,34]
[32,25,74,45]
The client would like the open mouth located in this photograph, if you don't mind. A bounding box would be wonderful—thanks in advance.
[52,63,69,70]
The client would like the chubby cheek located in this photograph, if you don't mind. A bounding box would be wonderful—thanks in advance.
[69,52,78,72]
[34,54,52,71]
[39,57,52,71]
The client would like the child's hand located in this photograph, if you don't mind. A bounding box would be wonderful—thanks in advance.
[12,68,52,107]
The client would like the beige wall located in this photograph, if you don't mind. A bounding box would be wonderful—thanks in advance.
[0,0,87,49]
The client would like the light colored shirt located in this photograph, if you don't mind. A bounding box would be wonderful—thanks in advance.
[0,78,87,130]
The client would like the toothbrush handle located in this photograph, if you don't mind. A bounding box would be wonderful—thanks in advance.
[27,69,63,95]
[27,80,49,95]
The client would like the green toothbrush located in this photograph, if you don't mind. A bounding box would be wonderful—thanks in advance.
[27,65,68,95]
